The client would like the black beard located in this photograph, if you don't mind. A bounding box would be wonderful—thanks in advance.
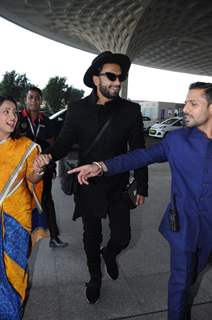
[99,84,120,100]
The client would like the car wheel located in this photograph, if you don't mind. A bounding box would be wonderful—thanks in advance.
[145,127,150,134]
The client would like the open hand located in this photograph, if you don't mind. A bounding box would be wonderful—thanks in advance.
[68,163,102,185]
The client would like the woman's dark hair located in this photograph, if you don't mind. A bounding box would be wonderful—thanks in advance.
[0,96,20,139]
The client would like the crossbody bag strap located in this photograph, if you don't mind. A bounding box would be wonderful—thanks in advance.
[81,110,115,160]
[0,142,39,206]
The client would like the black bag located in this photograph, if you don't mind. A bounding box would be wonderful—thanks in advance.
[123,179,137,209]
[60,161,78,195]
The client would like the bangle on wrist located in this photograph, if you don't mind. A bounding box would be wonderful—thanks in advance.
[99,161,108,172]
[36,171,44,176]
[34,169,44,176]
[92,162,103,176]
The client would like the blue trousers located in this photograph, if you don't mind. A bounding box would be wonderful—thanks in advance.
[168,245,212,320]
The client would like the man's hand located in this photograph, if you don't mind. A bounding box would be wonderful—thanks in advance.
[68,163,102,185]
[136,194,145,206]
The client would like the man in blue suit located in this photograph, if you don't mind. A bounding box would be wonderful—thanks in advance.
[69,82,212,320]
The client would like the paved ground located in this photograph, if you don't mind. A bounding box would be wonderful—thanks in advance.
[24,137,212,320]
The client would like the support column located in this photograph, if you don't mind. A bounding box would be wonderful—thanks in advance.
[120,77,128,99]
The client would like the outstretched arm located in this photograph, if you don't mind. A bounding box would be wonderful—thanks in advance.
[68,162,107,185]
[69,142,168,185]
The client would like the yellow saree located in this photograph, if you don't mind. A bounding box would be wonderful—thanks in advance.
[0,136,47,319]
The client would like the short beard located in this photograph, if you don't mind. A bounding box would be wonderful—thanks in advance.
[183,114,193,127]
[183,115,197,128]
[99,84,120,100]
[183,113,208,128]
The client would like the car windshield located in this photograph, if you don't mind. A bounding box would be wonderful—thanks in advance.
[161,118,178,125]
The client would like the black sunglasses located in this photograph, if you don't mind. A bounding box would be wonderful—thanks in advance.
[99,72,127,82]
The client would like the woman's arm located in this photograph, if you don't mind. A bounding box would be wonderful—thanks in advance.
[27,170,44,184]
[27,152,51,184]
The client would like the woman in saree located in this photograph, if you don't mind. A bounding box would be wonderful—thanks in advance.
[0,96,49,319]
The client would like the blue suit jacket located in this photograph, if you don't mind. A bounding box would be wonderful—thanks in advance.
[105,128,212,252]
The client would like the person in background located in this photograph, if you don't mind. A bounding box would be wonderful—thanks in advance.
[19,86,68,248]
[68,82,212,320]
[0,96,48,319]
[36,51,148,304]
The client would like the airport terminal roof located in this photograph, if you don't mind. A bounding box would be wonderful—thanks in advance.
[1,0,212,76]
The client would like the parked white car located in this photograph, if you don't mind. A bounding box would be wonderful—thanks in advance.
[142,116,158,133]
[149,116,183,138]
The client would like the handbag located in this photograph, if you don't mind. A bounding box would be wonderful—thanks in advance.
[60,111,115,195]
[60,161,78,195]
[123,179,137,209]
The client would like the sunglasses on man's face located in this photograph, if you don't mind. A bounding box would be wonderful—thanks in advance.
[98,72,127,82]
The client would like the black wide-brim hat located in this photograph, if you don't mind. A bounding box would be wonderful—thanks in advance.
[83,51,131,88]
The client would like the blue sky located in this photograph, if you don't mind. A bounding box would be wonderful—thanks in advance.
[1,16,212,103]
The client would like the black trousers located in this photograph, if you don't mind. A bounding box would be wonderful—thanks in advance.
[42,170,59,239]
[82,196,131,275]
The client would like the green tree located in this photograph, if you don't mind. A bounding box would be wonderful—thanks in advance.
[0,70,31,105]
[43,76,68,113]
[43,76,85,113]
[64,85,84,106]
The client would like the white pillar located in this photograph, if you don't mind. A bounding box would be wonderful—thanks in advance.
[121,77,128,99]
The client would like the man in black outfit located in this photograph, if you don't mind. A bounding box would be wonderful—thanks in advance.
[19,86,68,248]
[43,52,148,303]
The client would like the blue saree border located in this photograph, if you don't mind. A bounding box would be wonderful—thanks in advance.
[3,212,30,269]
[0,211,24,320]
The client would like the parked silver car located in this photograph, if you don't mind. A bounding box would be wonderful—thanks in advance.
[142,116,159,133]
[149,117,183,138]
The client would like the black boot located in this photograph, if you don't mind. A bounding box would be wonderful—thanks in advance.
[86,276,101,304]
[86,264,102,304]
[101,247,119,280]
[49,236,68,248]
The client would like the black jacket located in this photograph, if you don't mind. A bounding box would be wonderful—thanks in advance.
[47,92,148,218]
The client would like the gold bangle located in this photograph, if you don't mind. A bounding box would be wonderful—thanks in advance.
[34,169,44,176]
[37,171,44,176]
